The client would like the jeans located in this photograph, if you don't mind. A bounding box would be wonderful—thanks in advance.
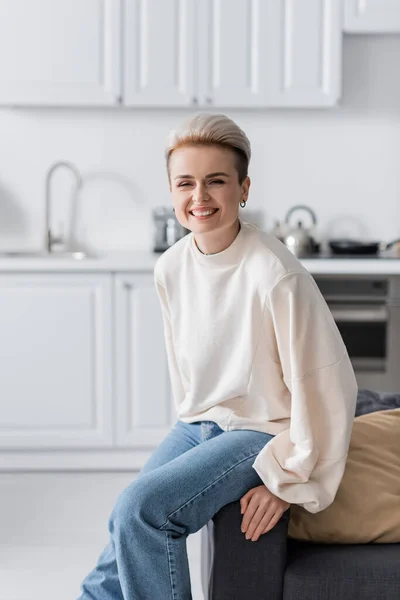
[77,420,274,600]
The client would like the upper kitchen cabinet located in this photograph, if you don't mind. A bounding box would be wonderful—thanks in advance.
[124,0,264,108]
[264,0,342,107]
[344,0,400,33]
[123,0,197,107]
[197,0,269,107]
[124,0,343,108]
[0,0,121,106]
[0,0,343,108]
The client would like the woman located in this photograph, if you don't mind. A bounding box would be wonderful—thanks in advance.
[78,114,357,599]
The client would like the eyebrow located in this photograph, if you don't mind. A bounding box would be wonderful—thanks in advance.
[173,172,230,180]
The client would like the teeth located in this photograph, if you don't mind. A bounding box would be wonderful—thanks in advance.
[191,209,217,216]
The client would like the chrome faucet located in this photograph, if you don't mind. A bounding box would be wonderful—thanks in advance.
[45,160,83,252]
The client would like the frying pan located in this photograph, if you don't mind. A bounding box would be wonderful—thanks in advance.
[329,238,400,256]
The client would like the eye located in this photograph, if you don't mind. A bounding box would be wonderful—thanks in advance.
[177,182,191,187]
[208,179,225,185]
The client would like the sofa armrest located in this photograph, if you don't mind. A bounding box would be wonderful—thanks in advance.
[211,501,290,600]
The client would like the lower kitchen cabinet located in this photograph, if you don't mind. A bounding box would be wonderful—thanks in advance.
[0,270,204,600]
[0,270,175,467]
[0,273,113,449]
[114,273,176,448]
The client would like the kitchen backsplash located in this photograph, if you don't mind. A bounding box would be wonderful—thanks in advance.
[0,36,399,253]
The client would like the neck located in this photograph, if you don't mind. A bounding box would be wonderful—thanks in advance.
[194,219,241,255]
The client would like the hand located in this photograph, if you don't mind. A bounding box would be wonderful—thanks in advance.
[240,485,290,542]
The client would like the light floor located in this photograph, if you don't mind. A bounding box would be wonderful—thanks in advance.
[0,472,206,600]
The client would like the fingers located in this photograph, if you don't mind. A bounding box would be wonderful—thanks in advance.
[240,495,259,533]
[240,487,255,514]
[240,498,248,515]
[243,505,276,541]
[261,512,282,536]
[240,486,290,542]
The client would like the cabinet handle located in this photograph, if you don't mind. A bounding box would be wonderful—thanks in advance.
[123,282,132,291]
[192,96,198,105]
[205,97,213,104]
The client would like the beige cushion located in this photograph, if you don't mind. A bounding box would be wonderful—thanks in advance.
[288,408,400,544]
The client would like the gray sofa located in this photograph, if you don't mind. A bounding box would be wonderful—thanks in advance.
[211,503,400,599]
[210,389,400,599]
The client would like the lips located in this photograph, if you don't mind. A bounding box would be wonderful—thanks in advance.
[189,208,219,215]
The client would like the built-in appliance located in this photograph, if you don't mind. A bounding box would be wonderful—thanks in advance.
[314,275,400,393]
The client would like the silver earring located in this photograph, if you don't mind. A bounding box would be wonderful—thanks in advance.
[240,200,247,208]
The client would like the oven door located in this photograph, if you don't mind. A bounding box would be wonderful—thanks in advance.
[328,302,391,391]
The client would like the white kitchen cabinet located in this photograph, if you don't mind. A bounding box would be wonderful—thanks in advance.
[0,274,113,449]
[197,0,269,108]
[0,0,121,106]
[124,0,265,108]
[344,0,400,33]
[114,273,175,448]
[265,0,342,107]
[0,0,343,108]
[123,0,197,107]
[125,0,342,108]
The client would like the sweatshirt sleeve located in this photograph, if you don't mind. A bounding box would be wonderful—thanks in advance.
[154,272,186,416]
[252,271,358,513]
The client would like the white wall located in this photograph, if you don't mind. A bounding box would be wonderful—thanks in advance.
[0,36,400,254]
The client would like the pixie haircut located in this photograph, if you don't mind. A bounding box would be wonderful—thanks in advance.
[165,113,251,184]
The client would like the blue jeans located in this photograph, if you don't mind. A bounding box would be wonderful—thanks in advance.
[77,420,274,600]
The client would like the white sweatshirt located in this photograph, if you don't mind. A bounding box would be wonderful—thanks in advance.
[153,217,358,513]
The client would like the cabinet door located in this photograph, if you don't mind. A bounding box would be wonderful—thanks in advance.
[344,0,400,32]
[0,0,121,106]
[0,274,113,448]
[265,0,342,107]
[123,0,197,106]
[198,0,269,108]
[115,274,175,448]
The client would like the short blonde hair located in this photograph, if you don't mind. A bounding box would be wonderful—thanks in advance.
[165,113,251,184]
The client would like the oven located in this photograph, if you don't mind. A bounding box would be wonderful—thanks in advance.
[313,275,400,393]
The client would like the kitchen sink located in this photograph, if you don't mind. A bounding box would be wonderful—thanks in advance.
[0,250,99,259]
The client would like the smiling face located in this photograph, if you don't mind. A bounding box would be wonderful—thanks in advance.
[168,144,250,235]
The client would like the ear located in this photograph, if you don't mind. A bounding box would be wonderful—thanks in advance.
[241,176,251,200]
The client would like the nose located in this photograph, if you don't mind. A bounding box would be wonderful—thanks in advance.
[192,182,209,204]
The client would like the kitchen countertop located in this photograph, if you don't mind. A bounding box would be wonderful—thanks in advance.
[0,251,158,273]
[0,250,400,274]
[300,256,400,275]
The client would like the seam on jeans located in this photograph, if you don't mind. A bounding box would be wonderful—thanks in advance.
[158,450,262,529]
[165,530,176,600]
